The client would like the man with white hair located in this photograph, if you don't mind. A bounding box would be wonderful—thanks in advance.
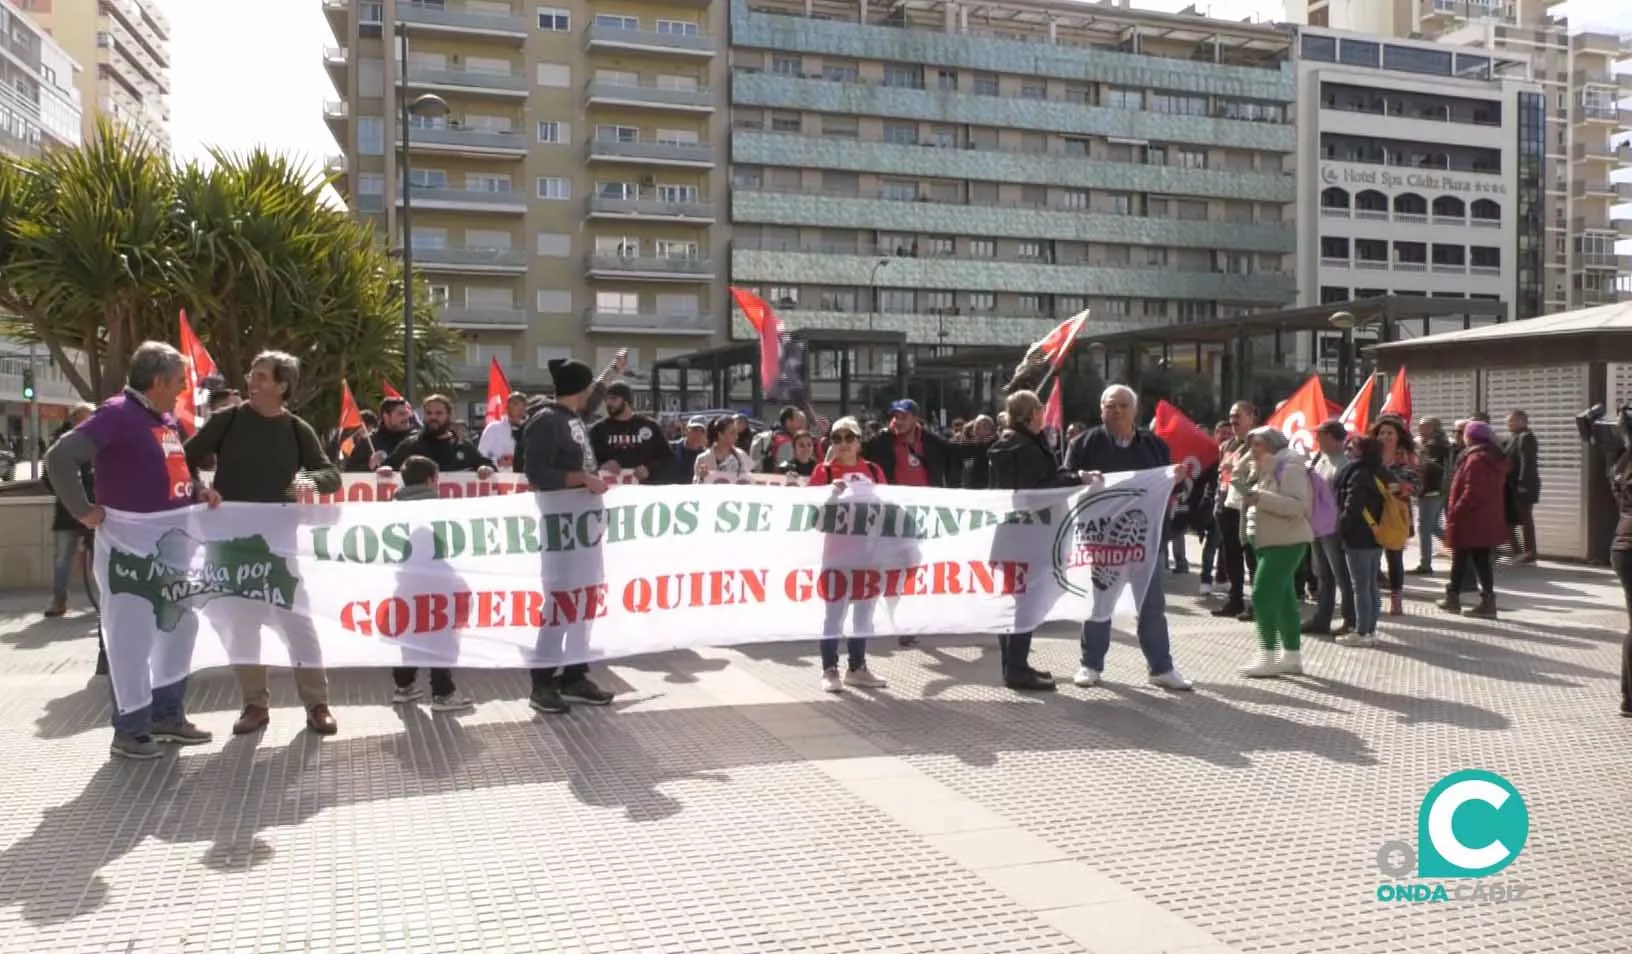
[1063,384,1193,691]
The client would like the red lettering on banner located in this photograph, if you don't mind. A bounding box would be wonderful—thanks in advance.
[621,570,771,614]
[337,587,603,635]
[784,562,1028,603]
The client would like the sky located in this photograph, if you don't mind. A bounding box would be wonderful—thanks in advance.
[159,0,1629,221]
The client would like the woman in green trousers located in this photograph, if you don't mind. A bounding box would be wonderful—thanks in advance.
[1239,426,1314,678]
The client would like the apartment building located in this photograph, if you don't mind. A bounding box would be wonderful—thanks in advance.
[726,0,1299,354]
[1295,26,1544,345]
[15,0,170,146]
[323,0,729,410]
[1285,0,1631,312]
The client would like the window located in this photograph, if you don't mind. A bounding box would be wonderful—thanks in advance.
[880,289,915,312]
[1142,299,1167,318]
[465,174,511,193]
[823,60,858,83]
[1057,296,1086,316]
[656,240,698,259]
[537,120,564,143]
[595,235,639,256]
[407,169,447,188]
[1103,88,1142,110]
[657,183,698,202]
[537,232,572,256]
[883,121,917,145]
[882,63,924,89]
[1146,248,1168,267]
[357,116,384,155]
[769,286,799,306]
[358,173,385,195]
[1016,294,1042,314]
[770,113,802,132]
[537,6,569,30]
[772,54,801,75]
[1337,38,1380,68]
[923,291,954,312]
[597,180,639,199]
[924,237,954,257]
[596,68,638,86]
[1063,137,1090,157]
[595,14,638,28]
[967,292,996,312]
[936,69,957,91]
[596,291,640,314]
[596,124,639,143]
[1176,149,1207,169]
[1300,33,1336,62]
[1017,241,1043,260]
[536,63,570,87]
[1103,299,1130,317]
[879,180,918,202]
[1063,189,1088,210]
[428,285,451,306]
[972,73,999,96]
[1020,80,1045,100]
[1383,44,1452,77]
[537,177,571,200]
[656,20,698,35]
[411,227,447,250]
[656,74,698,91]
[969,239,996,258]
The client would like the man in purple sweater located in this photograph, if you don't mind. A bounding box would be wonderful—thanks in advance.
[45,341,223,760]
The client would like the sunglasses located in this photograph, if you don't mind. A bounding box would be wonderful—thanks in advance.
[832,433,859,443]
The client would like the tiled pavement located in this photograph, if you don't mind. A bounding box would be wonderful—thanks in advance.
[0,562,1626,954]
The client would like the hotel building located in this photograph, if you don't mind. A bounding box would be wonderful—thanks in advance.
[1285,0,1631,312]
[14,0,170,146]
[323,0,1302,406]
[1293,25,1545,359]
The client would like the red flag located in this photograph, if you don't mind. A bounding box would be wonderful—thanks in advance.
[485,357,511,425]
[1340,376,1376,435]
[175,310,220,435]
[338,381,363,457]
[381,379,403,400]
[1265,375,1330,455]
[730,286,784,394]
[1042,379,1064,434]
[1380,367,1412,422]
[1151,400,1220,478]
[1022,309,1090,373]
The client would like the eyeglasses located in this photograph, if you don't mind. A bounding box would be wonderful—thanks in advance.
[832,433,859,443]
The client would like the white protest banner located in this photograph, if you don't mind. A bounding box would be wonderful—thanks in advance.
[95,468,1172,713]
[265,470,807,506]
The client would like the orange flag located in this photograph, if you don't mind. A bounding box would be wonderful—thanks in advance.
[381,379,403,400]
[484,357,511,425]
[1151,400,1220,478]
[730,286,784,394]
[1265,375,1330,455]
[175,310,220,435]
[1042,379,1064,434]
[1380,367,1412,422]
[338,381,364,457]
[1340,375,1376,435]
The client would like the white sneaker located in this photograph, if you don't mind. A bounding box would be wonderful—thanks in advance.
[1240,651,1289,678]
[820,668,845,693]
[1278,650,1303,675]
[1336,633,1377,648]
[1199,582,1214,596]
[1149,668,1194,691]
[430,692,475,712]
[843,666,887,689]
[1072,666,1102,688]
[392,685,423,704]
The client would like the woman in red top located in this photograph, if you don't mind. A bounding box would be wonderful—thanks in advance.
[807,417,888,693]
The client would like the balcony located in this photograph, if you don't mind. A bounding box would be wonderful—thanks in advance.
[585,24,716,58]
[439,305,530,330]
[586,196,716,223]
[585,253,715,281]
[324,153,347,176]
[585,138,715,168]
[399,185,526,214]
[323,100,348,120]
[1581,252,1622,270]
[401,126,528,157]
[403,66,528,97]
[731,73,1295,154]
[585,80,715,113]
[731,131,1294,204]
[413,246,528,273]
[730,249,1296,304]
[1573,180,1620,199]
[323,46,349,68]
[735,309,1058,348]
[582,308,715,336]
[398,1,529,40]
[732,190,1296,254]
[1573,140,1617,163]
[1571,32,1623,58]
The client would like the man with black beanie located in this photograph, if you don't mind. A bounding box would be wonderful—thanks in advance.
[520,354,621,713]
[590,382,672,484]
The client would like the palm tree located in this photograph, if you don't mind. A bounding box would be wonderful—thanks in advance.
[0,119,456,421]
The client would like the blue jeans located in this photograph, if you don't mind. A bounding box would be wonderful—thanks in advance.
[1167,522,1188,570]
[1345,548,1384,636]
[51,529,80,602]
[1416,496,1444,567]
[1080,569,1176,675]
[111,677,189,736]
[1311,534,1354,628]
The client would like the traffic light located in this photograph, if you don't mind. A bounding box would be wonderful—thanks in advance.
[20,367,34,402]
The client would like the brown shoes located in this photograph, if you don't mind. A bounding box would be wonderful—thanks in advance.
[305,705,338,735]
[232,704,270,735]
[43,598,67,619]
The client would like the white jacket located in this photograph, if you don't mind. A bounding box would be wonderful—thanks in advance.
[1245,449,1314,548]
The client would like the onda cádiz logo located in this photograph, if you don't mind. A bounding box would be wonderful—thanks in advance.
[1375,770,1531,905]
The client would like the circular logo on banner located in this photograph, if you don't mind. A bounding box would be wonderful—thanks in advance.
[1052,487,1152,597]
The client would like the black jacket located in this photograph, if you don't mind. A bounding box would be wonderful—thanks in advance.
[862,426,960,487]
[1418,434,1450,498]
[987,428,1082,491]
[1336,458,1387,550]
[342,426,415,472]
[960,438,996,490]
[1505,429,1540,504]
[385,431,492,473]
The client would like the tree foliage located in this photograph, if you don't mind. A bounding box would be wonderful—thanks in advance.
[0,119,459,428]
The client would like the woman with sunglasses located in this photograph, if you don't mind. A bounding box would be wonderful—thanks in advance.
[807,417,889,692]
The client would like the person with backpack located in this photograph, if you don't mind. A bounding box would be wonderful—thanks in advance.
[1440,420,1510,619]
[1369,415,1420,616]
[1237,427,1314,678]
[1335,436,1391,647]
[1305,420,1355,637]
[749,405,806,473]
[806,417,889,693]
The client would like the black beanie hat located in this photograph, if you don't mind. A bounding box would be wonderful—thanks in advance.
[547,358,594,397]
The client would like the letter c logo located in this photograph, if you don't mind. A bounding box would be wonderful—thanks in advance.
[1416,770,1528,878]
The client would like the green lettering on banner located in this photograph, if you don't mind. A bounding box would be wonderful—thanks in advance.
[782,502,1053,539]
[108,529,300,632]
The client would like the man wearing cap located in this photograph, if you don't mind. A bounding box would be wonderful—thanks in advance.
[590,382,672,484]
[478,392,530,469]
[670,415,709,484]
[520,355,620,714]
[862,398,957,488]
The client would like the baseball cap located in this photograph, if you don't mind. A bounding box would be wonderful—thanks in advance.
[686,415,707,429]
[888,398,919,416]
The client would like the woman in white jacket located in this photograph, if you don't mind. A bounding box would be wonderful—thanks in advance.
[1239,426,1314,678]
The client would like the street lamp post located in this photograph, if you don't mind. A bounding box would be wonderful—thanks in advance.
[395,21,447,407]
[867,257,890,333]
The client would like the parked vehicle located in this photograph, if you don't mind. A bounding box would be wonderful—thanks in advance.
[0,448,14,482]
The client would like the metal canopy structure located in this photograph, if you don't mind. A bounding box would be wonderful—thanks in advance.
[649,328,910,417]
[1372,301,1632,369]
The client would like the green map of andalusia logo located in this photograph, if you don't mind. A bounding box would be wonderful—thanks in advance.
[108,529,300,631]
